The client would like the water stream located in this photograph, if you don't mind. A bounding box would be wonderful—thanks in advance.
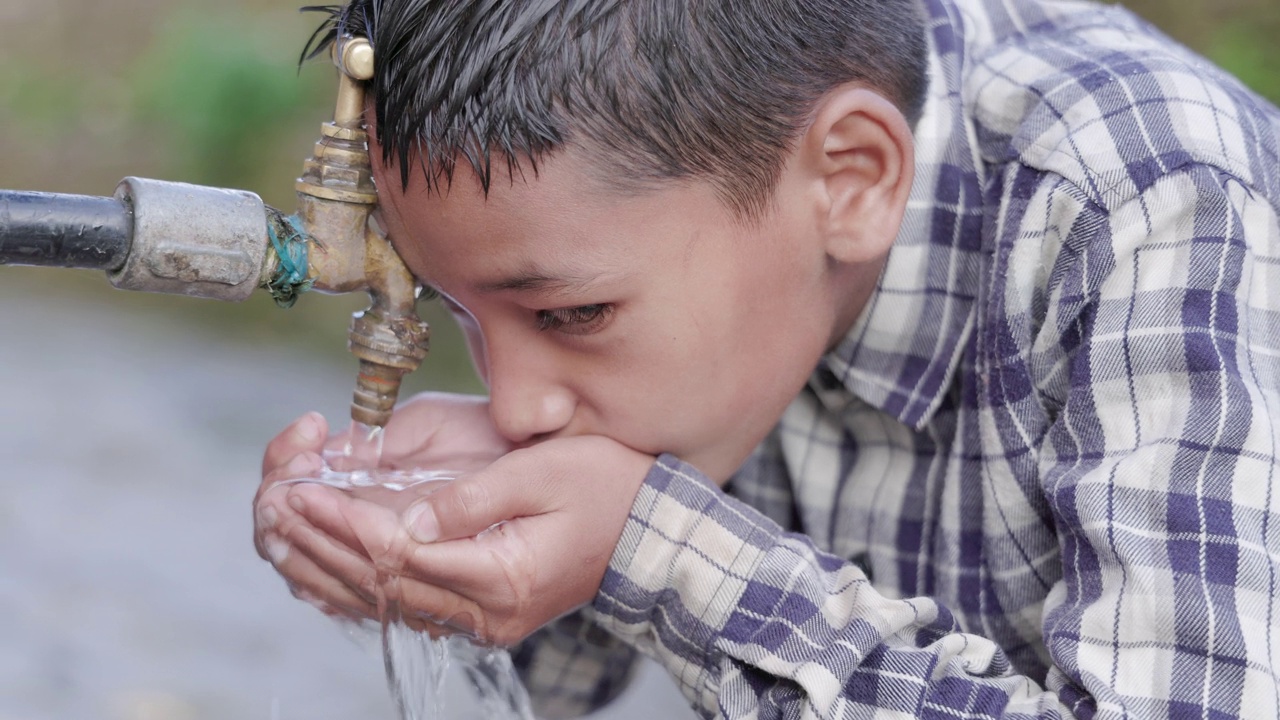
[285,421,535,720]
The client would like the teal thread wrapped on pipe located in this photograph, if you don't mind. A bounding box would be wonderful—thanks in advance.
[265,209,313,308]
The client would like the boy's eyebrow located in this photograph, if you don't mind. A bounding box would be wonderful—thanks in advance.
[475,269,596,294]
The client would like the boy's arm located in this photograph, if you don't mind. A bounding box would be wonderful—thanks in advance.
[508,432,793,719]
[591,454,1070,718]
[588,164,1280,719]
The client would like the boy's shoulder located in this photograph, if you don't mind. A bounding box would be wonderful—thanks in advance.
[955,0,1280,211]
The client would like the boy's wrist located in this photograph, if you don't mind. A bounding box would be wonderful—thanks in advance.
[591,454,784,652]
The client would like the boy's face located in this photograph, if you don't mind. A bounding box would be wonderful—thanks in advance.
[369,144,850,483]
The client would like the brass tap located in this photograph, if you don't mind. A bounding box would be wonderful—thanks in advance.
[0,35,427,428]
[291,36,430,428]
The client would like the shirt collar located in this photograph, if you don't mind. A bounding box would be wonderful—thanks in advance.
[819,0,988,430]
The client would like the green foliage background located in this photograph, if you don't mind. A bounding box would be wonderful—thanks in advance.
[0,0,1276,399]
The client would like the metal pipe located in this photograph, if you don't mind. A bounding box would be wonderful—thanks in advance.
[0,190,132,271]
[109,177,270,302]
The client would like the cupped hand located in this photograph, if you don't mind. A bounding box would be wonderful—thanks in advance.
[252,392,512,619]
[265,433,656,646]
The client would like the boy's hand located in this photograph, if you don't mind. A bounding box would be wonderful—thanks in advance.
[250,394,655,640]
[253,396,657,646]
[252,392,512,618]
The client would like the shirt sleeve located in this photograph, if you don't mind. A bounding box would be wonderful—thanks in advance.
[587,164,1280,719]
[591,454,1069,719]
[1030,165,1280,715]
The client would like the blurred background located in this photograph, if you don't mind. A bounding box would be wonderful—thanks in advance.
[0,0,1276,718]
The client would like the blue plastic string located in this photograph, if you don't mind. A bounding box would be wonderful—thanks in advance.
[266,212,314,308]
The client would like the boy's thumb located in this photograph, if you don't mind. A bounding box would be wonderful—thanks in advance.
[262,411,328,475]
[403,472,521,544]
[405,501,440,543]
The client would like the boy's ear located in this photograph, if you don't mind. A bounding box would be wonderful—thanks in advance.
[802,86,915,265]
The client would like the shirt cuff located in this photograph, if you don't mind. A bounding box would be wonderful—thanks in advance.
[590,453,785,702]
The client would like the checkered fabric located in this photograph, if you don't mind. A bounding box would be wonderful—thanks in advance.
[513,0,1280,717]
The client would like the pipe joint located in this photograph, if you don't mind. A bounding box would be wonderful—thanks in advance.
[110,177,269,302]
[348,308,431,369]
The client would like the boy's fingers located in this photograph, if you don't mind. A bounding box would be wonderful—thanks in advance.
[254,452,326,540]
[273,504,489,639]
[283,520,380,605]
[293,485,409,565]
[262,411,328,476]
[254,464,318,559]
[264,451,325,486]
[286,483,376,560]
[401,536,509,598]
[392,577,486,642]
[262,532,377,619]
[403,467,538,544]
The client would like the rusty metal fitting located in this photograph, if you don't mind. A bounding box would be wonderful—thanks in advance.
[295,126,378,206]
[349,309,431,371]
[344,219,430,427]
[293,131,374,296]
[349,309,431,426]
[109,177,270,301]
[293,40,379,296]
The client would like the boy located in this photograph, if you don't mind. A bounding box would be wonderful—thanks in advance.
[253,0,1280,717]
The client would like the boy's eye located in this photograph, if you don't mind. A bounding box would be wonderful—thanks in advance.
[535,304,615,335]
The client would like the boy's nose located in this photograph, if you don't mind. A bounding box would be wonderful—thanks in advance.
[486,355,575,445]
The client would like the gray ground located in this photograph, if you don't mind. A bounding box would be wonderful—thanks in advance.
[0,277,695,720]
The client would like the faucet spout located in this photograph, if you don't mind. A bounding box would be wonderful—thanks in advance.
[348,222,430,427]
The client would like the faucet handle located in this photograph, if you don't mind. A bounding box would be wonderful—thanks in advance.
[332,36,375,129]
[339,37,375,81]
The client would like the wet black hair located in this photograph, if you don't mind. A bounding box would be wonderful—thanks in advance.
[302,0,928,217]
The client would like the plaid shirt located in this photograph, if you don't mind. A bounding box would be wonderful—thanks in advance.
[513,0,1280,717]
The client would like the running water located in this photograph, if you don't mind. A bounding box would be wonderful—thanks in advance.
[279,420,535,720]
[322,421,386,475]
